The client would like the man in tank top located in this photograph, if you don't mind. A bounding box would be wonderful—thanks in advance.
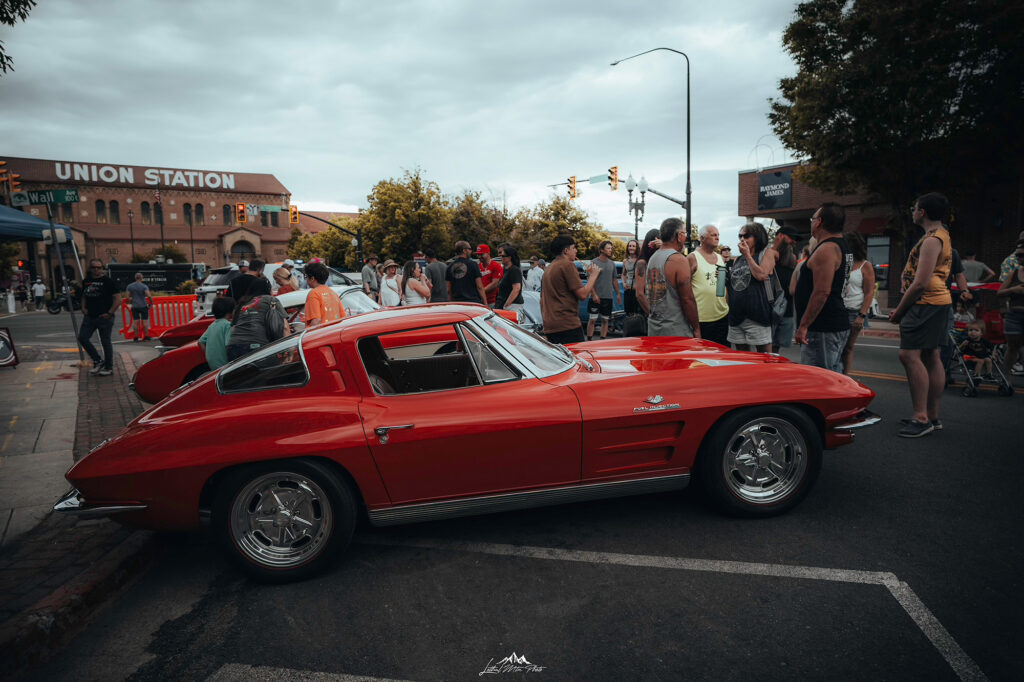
[646,218,700,338]
[687,225,729,346]
[794,202,853,373]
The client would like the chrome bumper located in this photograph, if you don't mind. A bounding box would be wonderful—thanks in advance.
[833,409,882,431]
[53,488,148,517]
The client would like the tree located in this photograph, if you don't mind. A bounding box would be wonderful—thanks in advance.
[450,190,519,254]
[514,194,611,260]
[768,0,1024,238]
[0,241,21,284]
[1,0,36,75]
[287,227,303,251]
[131,244,188,263]
[359,169,453,264]
[288,218,356,270]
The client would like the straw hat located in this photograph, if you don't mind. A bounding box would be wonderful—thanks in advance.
[382,259,398,270]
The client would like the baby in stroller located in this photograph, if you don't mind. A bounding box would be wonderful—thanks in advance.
[957,320,994,378]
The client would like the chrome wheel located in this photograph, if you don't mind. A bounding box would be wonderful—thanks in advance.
[229,471,333,569]
[721,416,809,506]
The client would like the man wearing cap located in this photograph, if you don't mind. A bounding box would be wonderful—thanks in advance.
[475,244,503,307]
[526,257,545,292]
[447,241,487,304]
[238,260,249,274]
[31,278,47,311]
[361,254,380,301]
[687,225,730,346]
[282,258,304,290]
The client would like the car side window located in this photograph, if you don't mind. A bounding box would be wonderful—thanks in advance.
[358,323,517,395]
[218,336,308,393]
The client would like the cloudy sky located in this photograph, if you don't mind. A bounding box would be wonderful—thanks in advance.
[0,0,800,249]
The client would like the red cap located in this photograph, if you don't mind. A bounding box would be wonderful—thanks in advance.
[475,244,490,255]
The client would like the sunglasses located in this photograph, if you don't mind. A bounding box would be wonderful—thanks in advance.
[739,233,753,239]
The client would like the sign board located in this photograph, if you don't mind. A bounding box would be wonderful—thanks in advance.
[259,205,282,213]
[107,263,195,293]
[247,203,259,217]
[757,171,793,211]
[10,189,80,206]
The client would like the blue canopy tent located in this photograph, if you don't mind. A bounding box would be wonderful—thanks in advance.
[0,203,84,279]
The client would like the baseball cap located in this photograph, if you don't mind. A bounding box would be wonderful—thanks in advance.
[283,258,295,267]
[475,244,490,255]
[239,260,250,267]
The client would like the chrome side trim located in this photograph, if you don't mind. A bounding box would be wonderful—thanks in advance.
[833,409,882,431]
[53,488,148,517]
[367,473,690,527]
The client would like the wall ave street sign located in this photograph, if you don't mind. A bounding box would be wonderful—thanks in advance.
[10,189,81,206]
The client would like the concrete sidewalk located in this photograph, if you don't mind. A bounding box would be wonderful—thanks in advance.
[0,344,161,676]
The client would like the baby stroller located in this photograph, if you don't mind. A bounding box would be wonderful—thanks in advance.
[947,308,1015,397]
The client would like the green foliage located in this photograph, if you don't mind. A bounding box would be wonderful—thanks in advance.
[287,227,303,251]
[359,169,454,264]
[131,244,189,263]
[177,279,197,295]
[0,0,36,75]
[0,241,21,282]
[289,219,356,269]
[514,194,611,260]
[769,0,1024,238]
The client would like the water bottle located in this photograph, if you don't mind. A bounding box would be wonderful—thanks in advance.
[716,265,727,297]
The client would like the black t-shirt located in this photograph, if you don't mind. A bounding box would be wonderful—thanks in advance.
[81,276,118,317]
[794,236,852,332]
[775,263,795,317]
[227,273,257,301]
[495,266,524,309]
[445,257,483,303]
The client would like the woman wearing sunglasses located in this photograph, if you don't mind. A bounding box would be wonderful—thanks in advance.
[726,222,777,352]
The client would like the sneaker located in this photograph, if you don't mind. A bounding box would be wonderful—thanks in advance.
[900,417,942,430]
[88,365,103,375]
[898,419,935,438]
[96,368,113,376]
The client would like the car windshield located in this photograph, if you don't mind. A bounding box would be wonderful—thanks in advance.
[327,270,355,286]
[339,289,379,315]
[477,313,574,375]
[202,271,237,286]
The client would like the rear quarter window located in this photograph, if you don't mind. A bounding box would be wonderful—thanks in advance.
[218,336,308,393]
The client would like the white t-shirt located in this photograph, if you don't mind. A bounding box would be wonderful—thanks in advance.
[526,267,544,292]
[32,283,47,297]
[380,276,402,306]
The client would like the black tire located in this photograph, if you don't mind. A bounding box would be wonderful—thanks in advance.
[46,301,62,315]
[697,405,822,518]
[181,363,211,386]
[213,459,356,582]
[998,384,1015,397]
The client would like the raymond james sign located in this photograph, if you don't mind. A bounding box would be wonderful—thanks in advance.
[757,170,793,210]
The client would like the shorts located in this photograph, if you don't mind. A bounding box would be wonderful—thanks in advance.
[800,329,850,373]
[728,318,772,346]
[846,308,870,329]
[588,298,613,320]
[772,315,795,348]
[131,307,149,320]
[1004,310,1024,336]
[546,326,586,345]
[899,304,949,350]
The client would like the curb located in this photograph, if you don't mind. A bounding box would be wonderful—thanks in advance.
[0,530,162,676]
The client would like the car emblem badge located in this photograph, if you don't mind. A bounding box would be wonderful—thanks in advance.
[634,394,680,413]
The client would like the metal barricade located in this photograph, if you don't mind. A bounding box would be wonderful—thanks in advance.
[119,295,197,340]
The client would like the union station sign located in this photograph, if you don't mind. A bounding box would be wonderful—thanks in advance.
[53,162,237,189]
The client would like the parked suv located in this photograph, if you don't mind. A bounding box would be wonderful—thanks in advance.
[194,265,241,314]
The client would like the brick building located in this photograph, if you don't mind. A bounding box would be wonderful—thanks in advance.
[738,162,1023,302]
[0,155,356,285]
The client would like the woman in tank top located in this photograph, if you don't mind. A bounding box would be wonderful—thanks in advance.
[401,261,430,305]
[379,260,403,306]
[840,232,876,374]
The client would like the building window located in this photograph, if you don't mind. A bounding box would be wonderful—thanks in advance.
[141,202,152,225]
[196,248,207,255]
[223,204,234,226]
[109,200,120,224]
[271,211,279,227]
[95,200,107,225]
[105,248,119,256]
[260,211,269,227]
[184,203,193,227]
[154,202,163,225]
[60,203,73,223]
[195,203,204,226]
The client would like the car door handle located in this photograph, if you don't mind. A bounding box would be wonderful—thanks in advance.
[375,424,414,444]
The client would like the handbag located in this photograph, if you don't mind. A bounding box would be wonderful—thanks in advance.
[764,271,787,326]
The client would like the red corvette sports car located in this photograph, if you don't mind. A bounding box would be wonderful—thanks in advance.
[57,304,878,581]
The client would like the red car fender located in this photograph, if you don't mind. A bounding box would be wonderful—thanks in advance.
[133,342,208,403]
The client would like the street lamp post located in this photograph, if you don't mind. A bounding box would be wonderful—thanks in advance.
[611,47,692,251]
[624,174,648,240]
[127,209,135,259]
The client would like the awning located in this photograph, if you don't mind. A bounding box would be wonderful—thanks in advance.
[0,203,74,240]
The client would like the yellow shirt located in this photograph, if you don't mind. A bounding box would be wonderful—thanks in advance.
[901,227,952,306]
[691,250,729,322]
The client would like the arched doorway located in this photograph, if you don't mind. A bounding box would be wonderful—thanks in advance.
[230,240,256,264]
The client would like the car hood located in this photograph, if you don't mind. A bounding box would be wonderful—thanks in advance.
[571,337,788,374]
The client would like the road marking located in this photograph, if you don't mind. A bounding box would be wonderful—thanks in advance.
[207,664,408,681]
[0,434,10,453]
[7,416,16,430]
[851,370,906,382]
[857,342,901,349]
[358,536,988,682]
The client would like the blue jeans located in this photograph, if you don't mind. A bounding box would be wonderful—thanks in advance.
[79,315,114,369]
[800,329,850,373]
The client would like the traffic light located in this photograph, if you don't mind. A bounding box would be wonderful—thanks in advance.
[608,166,618,191]
[0,161,7,186]
[289,205,299,224]
[16,260,25,269]
[8,173,20,192]
[235,202,247,224]
[567,176,577,200]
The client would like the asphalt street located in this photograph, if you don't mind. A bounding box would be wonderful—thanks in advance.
[4,312,1023,681]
